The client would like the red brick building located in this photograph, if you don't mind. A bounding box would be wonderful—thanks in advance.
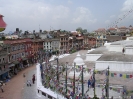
[31,39,44,63]
[3,38,32,76]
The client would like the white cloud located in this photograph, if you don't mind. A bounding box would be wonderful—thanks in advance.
[110,15,116,18]
[122,0,133,12]
[68,0,73,4]
[117,0,133,26]
[105,20,110,24]
[0,0,96,32]
[72,7,97,24]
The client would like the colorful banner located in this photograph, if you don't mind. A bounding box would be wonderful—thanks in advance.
[95,69,133,79]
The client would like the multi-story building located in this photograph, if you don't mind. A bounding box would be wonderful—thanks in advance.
[51,38,60,52]
[3,38,32,76]
[88,36,97,49]
[0,44,9,81]
[94,28,107,47]
[59,33,69,53]
[31,39,44,63]
[83,33,89,50]
[107,28,117,35]
[117,26,129,36]
[43,39,52,52]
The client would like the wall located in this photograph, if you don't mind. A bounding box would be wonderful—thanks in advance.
[85,54,102,61]
[125,47,133,55]
[109,45,123,52]
[95,61,133,71]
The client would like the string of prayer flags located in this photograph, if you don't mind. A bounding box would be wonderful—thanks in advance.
[110,72,133,79]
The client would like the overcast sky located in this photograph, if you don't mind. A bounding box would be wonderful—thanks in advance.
[0,0,133,33]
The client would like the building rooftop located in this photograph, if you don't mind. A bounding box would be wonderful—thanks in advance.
[88,46,108,54]
[97,52,133,62]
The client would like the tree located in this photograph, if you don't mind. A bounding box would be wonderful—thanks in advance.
[76,27,87,33]
[130,30,133,36]
[76,27,82,32]
[19,30,22,34]
[82,29,87,33]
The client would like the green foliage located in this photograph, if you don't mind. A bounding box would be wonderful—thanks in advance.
[76,27,82,32]
[76,27,87,33]
[71,49,76,53]
[92,95,99,99]
[1,36,5,40]
[130,31,133,36]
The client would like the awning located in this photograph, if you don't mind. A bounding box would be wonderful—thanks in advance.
[0,69,10,75]
[13,61,19,64]
[8,63,15,68]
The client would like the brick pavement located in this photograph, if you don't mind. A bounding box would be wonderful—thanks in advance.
[0,65,36,99]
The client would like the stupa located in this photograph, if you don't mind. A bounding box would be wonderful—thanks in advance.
[68,53,92,80]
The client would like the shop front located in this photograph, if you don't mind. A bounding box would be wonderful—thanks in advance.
[8,63,15,77]
[22,57,28,67]
[13,61,19,75]
[0,68,10,81]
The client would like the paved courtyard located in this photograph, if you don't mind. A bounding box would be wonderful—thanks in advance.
[0,64,46,99]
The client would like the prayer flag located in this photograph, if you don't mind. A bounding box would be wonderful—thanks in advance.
[126,74,129,78]
[123,74,126,78]
[120,74,122,77]
[111,73,114,77]
[130,75,132,78]
[88,80,91,88]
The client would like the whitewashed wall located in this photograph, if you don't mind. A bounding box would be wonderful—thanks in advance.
[95,61,133,72]
[125,47,133,55]
[85,54,102,61]
[109,45,123,52]
[44,41,52,51]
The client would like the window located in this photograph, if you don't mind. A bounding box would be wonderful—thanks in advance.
[12,55,13,59]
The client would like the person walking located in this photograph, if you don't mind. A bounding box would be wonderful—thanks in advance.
[111,96,113,99]
[32,76,35,84]
[32,74,35,84]
[27,80,29,86]
[0,83,4,92]
[23,73,25,77]
[28,80,31,86]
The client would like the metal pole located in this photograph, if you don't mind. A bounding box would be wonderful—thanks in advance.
[73,62,76,96]
[65,62,68,95]
[94,65,96,97]
[46,52,48,88]
[106,66,109,99]
[82,65,84,97]
[56,58,59,82]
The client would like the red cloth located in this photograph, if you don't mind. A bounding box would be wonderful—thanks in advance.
[0,15,6,28]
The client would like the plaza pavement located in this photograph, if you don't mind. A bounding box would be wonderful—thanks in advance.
[0,64,45,99]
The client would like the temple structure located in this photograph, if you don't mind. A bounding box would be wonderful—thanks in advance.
[68,53,92,80]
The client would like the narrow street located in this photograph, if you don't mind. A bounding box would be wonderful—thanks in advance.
[0,64,44,99]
